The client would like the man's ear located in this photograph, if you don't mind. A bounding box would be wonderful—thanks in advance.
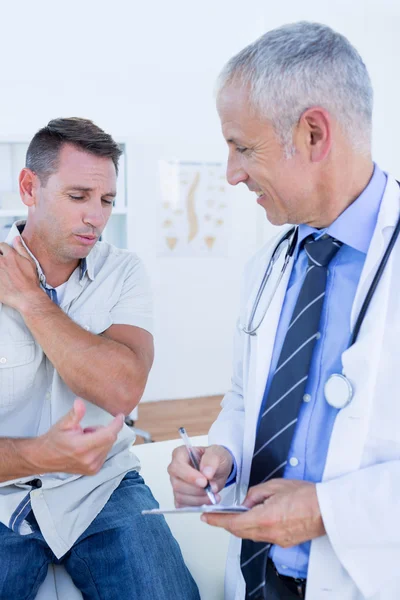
[19,168,39,208]
[295,107,332,163]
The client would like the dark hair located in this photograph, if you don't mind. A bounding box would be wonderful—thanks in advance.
[26,117,122,184]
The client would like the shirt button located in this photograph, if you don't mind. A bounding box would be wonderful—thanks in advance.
[45,391,51,400]
[303,394,311,403]
[281,565,288,570]
[84,325,90,331]
[289,457,299,467]
[0,357,6,364]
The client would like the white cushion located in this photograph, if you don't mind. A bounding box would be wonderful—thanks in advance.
[36,435,229,599]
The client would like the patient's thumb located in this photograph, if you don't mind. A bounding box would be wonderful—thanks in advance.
[60,398,86,430]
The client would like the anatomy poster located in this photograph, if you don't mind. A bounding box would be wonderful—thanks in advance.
[158,160,230,257]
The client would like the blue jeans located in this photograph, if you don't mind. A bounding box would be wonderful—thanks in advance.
[0,471,200,600]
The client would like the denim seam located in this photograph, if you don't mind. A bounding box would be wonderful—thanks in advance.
[27,559,52,600]
[68,547,103,600]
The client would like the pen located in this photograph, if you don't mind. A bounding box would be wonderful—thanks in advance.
[178,427,218,505]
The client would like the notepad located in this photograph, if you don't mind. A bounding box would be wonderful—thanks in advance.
[142,505,248,515]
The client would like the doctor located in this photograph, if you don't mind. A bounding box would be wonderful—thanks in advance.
[168,21,400,600]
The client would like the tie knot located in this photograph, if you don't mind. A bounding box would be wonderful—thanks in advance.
[304,235,342,267]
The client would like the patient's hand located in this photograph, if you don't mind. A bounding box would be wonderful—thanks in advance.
[168,445,233,508]
[31,398,124,476]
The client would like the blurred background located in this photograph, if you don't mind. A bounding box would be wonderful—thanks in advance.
[1,0,399,435]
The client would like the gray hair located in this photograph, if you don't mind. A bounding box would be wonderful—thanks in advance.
[216,22,373,156]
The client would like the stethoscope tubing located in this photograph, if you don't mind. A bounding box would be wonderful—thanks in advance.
[243,227,298,335]
[245,204,400,346]
[349,211,400,346]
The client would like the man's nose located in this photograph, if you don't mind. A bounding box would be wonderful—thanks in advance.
[83,205,107,229]
[226,153,248,186]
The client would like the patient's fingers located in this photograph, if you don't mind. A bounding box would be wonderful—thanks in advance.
[78,414,124,452]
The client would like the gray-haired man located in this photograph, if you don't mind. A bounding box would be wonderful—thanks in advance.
[169,22,400,599]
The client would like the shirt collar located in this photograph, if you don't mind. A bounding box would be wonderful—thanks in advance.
[83,248,95,281]
[5,220,94,284]
[295,163,387,257]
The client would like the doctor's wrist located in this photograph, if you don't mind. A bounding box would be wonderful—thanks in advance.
[305,483,326,538]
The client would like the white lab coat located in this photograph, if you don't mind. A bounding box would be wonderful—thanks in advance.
[209,174,400,599]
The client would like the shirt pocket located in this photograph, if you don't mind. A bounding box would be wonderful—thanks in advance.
[0,342,36,408]
[71,311,113,335]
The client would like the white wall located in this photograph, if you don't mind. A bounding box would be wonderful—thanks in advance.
[1,0,400,401]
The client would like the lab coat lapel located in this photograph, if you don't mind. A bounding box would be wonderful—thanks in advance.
[250,246,295,437]
[323,174,399,479]
[240,240,295,489]
[307,176,400,600]
[350,175,399,330]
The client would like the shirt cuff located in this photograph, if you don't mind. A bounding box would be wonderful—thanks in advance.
[221,446,237,487]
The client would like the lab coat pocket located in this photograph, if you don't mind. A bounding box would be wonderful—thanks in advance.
[0,342,36,408]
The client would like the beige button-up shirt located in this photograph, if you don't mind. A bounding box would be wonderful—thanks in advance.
[0,221,153,558]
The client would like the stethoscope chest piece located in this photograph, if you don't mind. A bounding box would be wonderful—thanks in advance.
[324,373,353,409]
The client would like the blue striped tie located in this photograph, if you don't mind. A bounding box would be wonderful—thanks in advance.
[240,234,342,600]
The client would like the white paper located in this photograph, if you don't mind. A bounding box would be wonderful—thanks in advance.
[142,504,248,515]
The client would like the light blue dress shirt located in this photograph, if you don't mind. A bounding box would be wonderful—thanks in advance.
[254,164,387,578]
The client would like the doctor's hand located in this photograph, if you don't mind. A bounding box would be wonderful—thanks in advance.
[168,444,233,507]
[201,479,326,548]
[0,239,43,312]
[30,398,125,476]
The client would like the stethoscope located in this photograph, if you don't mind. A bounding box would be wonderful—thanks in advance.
[242,226,299,337]
[242,213,400,409]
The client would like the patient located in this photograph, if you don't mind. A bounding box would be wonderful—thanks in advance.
[0,118,199,600]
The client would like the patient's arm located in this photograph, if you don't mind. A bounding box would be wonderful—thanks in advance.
[0,399,124,483]
[0,239,154,416]
[21,296,154,416]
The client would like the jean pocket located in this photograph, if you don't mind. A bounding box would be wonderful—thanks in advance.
[0,342,36,408]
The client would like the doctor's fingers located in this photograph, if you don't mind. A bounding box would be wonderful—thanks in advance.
[199,445,233,481]
[174,489,220,508]
[203,505,268,540]
[168,447,209,488]
[170,477,219,496]
[244,478,308,508]
[243,480,285,508]
[168,470,210,501]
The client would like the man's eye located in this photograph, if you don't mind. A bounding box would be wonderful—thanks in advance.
[102,199,114,206]
[236,147,248,154]
[69,195,84,200]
